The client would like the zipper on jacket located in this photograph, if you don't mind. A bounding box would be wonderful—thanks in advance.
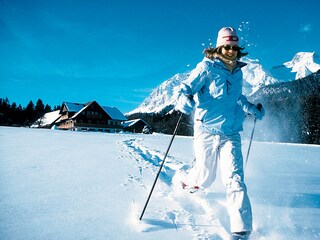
[226,79,232,95]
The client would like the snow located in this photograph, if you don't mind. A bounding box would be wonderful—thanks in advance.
[127,73,190,115]
[1,126,320,239]
[271,52,320,81]
[30,110,61,128]
[241,57,278,95]
[284,52,320,79]
[123,119,141,128]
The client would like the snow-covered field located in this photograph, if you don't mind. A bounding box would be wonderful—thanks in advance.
[1,126,320,240]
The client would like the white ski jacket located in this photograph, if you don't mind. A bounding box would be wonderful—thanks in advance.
[179,57,255,135]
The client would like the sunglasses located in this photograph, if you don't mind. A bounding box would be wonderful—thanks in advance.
[223,45,240,51]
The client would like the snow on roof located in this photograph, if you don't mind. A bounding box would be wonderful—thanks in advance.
[60,101,127,121]
[31,110,61,128]
[122,119,141,128]
[102,106,127,121]
[123,118,150,128]
[68,102,127,121]
[64,102,85,112]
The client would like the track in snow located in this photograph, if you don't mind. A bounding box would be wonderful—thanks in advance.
[120,137,231,240]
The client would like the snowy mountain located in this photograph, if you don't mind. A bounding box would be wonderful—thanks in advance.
[127,72,190,115]
[241,57,278,95]
[270,52,320,81]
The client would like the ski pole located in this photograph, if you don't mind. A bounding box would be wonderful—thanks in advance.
[139,112,183,221]
[245,103,262,168]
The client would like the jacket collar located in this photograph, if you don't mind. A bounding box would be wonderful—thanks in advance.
[203,57,247,71]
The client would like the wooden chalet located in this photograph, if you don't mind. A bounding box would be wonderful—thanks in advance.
[56,101,127,133]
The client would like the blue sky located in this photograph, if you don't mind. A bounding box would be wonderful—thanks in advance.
[1,0,319,113]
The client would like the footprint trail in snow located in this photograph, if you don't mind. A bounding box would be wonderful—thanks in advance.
[120,137,231,240]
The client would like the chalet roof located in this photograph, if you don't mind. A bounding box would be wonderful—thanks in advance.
[123,119,140,128]
[123,118,149,128]
[63,101,127,121]
[70,103,91,119]
[102,106,128,121]
[63,102,85,112]
[31,110,61,128]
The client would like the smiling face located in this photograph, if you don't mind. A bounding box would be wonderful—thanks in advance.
[220,45,239,61]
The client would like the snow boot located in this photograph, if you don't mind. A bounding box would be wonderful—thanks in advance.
[181,181,200,193]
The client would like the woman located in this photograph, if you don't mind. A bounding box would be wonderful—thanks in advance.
[175,27,264,239]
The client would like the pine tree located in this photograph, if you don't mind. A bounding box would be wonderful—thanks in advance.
[35,99,45,113]
[25,100,35,126]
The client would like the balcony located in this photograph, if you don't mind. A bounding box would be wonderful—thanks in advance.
[74,122,122,129]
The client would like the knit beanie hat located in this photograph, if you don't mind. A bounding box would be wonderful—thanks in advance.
[216,27,239,48]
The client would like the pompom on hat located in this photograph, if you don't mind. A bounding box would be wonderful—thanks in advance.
[216,27,239,48]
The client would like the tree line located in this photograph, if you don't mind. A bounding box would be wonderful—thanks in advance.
[128,110,194,136]
[0,98,61,127]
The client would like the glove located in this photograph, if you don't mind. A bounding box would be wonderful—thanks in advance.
[250,103,265,120]
[175,93,195,114]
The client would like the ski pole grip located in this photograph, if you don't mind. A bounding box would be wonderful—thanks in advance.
[257,103,262,111]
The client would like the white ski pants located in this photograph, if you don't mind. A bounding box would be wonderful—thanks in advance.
[187,131,252,233]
